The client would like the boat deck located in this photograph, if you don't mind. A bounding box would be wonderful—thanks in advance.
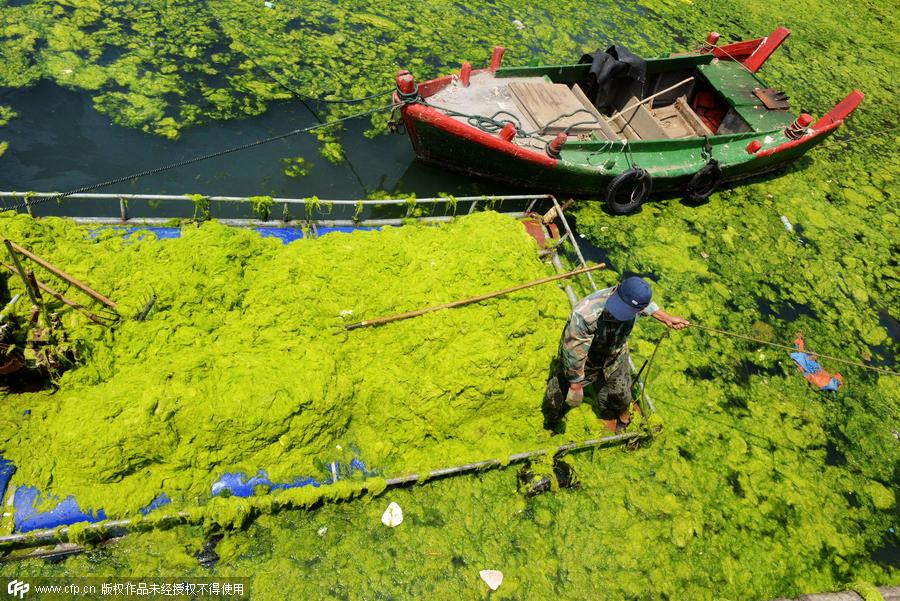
[697,61,795,132]
[426,71,718,145]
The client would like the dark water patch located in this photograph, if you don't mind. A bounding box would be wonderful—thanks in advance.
[842,491,860,508]
[726,471,745,498]
[722,391,749,413]
[790,222,818,250]
[677,446,694,460]
[0,80,507,209]
[561,211,615,269]
[872,530,900,568]
[825,441,847,466]
[732,358,784,386]
[97,45,126,67]
[684,365,715,381]
[867,309,899,367]
[756,293,818,324]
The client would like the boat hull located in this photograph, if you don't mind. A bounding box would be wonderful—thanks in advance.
[401,103,846,196]
[394,28,863,201]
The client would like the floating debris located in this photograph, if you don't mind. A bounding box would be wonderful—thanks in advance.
[479,569,503,591]
[381,502,403,528]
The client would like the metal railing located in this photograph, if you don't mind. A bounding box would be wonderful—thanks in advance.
[0,192,557,228]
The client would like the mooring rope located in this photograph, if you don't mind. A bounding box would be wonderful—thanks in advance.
[688,323,898,377]
[0,104,395,213]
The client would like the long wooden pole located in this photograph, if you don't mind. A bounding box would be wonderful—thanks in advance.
[4,240,118,310]
[345,263,605,330]
[607,77,695,123]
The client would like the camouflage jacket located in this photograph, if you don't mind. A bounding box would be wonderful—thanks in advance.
[558,286,659,383]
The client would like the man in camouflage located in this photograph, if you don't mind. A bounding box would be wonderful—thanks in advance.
[543,276,689,432]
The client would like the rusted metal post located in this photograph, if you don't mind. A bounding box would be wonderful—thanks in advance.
[3,240,39,308]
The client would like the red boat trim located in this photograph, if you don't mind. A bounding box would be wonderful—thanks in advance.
[742,26,790,72]
[712,26,790,72]
[403,103,559,168]
[813,90,865,129]
[755,120,842,158]
[712,37,763,61]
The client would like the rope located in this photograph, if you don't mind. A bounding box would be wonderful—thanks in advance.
[638,330,669,387]
[421,101,601,144]
[688,323,898,377]
[1,105,394,213]
[827,125,900,144]
[698,44,757,75]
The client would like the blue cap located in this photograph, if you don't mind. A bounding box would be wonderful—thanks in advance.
[605,276,652,321]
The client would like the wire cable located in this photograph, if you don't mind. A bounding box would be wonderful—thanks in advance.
[1,104,394,212]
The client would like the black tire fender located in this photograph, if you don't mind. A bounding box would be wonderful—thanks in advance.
[685,159,723,203]
[605,168,652,214]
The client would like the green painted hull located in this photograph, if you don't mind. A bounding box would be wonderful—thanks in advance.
[408,116,838,196]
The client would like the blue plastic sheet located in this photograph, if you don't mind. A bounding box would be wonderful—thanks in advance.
[140,492,172,515]
[10,456,372,532]
[91,225,391,244]
[212,458,372,498]
[13,486,107,532]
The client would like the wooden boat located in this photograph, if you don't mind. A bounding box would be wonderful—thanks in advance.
[391,28,863,213]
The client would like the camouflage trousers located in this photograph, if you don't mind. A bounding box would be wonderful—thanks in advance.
[542,354,632,428]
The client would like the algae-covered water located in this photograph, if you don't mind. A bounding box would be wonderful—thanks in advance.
[0,0,897,599]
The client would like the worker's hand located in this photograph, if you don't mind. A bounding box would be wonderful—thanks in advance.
[566,383,584,407]
[664,315,690,330]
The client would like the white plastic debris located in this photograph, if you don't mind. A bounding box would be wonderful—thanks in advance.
[381,502,403,527]
[512,19,525,30]
[480,570,504,591]
[317,526,328,537]
[780,215,794,232]
[263,1,275,7]
[339,309,353,317]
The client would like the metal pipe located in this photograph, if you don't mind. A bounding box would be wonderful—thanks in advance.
[550,252,579,306]
[550,196,597,291]
[0,431,642,550]
[61,213,529,229]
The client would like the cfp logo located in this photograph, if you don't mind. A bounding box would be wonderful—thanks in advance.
[6,580,29,599]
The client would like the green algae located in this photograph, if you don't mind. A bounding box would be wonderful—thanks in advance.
[249,195,275,221]
[0,0,898,598]
[280,157,309,179]
[0,210,575,518]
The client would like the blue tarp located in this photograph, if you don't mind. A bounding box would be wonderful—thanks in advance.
[91,225,388,244]
[13,486,107,532]
[211,457,371,498]
[9,457,371,532]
